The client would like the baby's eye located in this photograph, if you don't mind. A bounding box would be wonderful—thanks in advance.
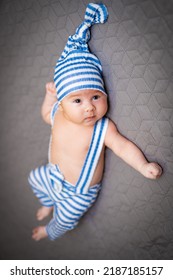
[92,95,100,100]
[74,99,81,103]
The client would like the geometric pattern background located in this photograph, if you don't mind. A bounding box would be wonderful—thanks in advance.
[0,0,173,259]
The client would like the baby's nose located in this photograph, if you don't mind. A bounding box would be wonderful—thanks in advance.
[85,103,94,112]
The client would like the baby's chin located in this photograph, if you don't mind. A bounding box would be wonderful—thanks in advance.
[83,115,104,126]
[84,116,97,125]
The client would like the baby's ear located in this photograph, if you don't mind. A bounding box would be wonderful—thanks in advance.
[58,101,63,111]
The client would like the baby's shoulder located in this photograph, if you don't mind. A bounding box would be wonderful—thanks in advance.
[106,118,118,132]
[104,118,119,145]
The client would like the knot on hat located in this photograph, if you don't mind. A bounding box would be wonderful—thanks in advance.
[76,3,108,39]
[60,3,108,60]
[84,3,108,26]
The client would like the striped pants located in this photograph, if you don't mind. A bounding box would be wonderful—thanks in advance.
[28,163,101,240]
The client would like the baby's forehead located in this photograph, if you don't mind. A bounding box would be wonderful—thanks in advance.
[67,89,104,99]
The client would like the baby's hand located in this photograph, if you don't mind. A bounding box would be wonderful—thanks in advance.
[32,226,48,241]
[141,162,162,179]
[46,82,56,97]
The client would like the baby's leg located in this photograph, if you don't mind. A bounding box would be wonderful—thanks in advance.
[46,190,99,240]
[36,206,53,221]
[28,165,55,220]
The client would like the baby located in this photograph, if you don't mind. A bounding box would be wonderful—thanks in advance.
[28,3,162,241]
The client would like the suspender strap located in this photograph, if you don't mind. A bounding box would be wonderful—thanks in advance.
[50,101,59,126]
[75,117,108,194]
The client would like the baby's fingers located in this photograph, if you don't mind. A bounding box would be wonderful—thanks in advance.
[46,82,56,96]
[147,163,162,179]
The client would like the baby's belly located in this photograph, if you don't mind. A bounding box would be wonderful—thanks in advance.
[49,151,104,187]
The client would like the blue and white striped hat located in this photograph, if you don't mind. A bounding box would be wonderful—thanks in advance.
[54,3,108,102]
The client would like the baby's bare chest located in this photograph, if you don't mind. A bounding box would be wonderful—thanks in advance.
[50,116,104,185]
[51,122,93,164]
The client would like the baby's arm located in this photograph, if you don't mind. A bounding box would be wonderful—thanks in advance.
[105,120,162,179]
[41,82,57,125]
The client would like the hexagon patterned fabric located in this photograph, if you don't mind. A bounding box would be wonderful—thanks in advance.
[0,0,173,259]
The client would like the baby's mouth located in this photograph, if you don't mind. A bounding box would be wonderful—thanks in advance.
[84,115,95,121]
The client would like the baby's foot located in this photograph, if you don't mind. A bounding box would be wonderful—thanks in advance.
[46,82,56,96]
[32,226,48,241]
[36,206,53,221]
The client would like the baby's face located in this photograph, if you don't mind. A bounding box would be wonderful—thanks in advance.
[60,89,108,126]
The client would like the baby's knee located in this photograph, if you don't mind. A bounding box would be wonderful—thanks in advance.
[28,167,40,186]
[28,169,34,184]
